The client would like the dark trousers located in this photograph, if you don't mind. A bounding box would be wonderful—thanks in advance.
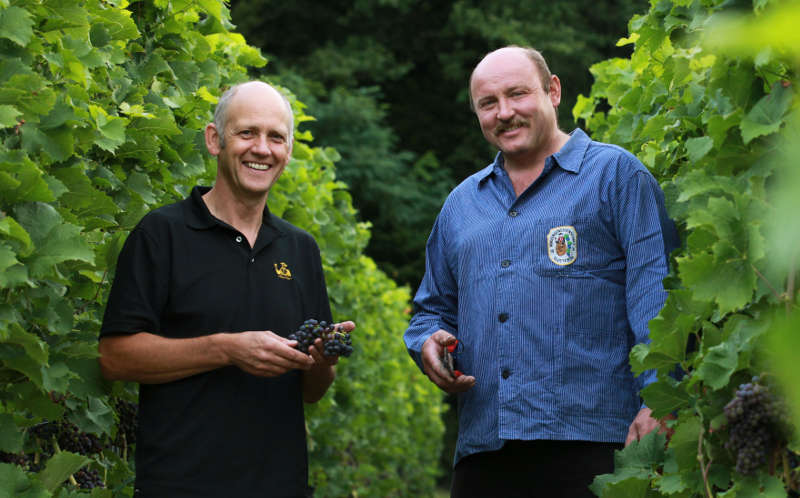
[450,440,623,498]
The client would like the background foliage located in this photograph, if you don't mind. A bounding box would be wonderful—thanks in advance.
[574,0,800,495]
[0,0,443,497]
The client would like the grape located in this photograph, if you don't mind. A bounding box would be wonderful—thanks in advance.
[723,376,791,475]
[288,319,353,358]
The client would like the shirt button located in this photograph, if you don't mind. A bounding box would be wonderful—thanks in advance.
[501,369,511,379]
[250,258,255,263]
[509,210,518,217]
[235,235,243,243]
[500,259,511,268]
[498,313,509,322]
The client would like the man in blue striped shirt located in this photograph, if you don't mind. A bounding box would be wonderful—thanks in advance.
[404,46,677,497]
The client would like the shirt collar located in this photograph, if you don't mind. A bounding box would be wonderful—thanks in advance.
[477,128,591,184]
[184,186,281,233]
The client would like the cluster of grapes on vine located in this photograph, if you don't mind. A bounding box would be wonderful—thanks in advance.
[0,397,138,491]
[723,375,798,491]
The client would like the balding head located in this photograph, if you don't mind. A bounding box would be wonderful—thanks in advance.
[469,46,553,111]
[213,81,294,148]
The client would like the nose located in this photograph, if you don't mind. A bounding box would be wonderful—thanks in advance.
[251,133,271,155]
[496,98,514,121]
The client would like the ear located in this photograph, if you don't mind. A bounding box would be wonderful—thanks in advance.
[548,74,562,108]
[204,123,221,156]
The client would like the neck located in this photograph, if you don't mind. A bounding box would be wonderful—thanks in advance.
[502,129,570,197]
[202,187,266,246]
[503,129,570,172]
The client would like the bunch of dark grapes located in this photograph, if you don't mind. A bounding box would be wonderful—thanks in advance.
[113,398,138,447]
[724,377,791,475]
[57,421,104,456]
[288,319,353,358]
[72,467,104,489]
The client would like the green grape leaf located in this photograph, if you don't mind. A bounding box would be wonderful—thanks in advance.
[667,415,702,469]
[14,202,95,277]
[0,242,19,279]
[0,104,20,127]
[35,451,90,493]
[684,136,714,163]
[641,377,690,418]
[20,123,75,164]
[696,341,738,390]
[0,6,34,46]
[739,82,793,144]
[90,7,139,41]
[0,413,24,453]
[0,462,49,498]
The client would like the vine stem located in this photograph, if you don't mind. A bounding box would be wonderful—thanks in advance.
[752,264,784,302]
[698,428,715,498]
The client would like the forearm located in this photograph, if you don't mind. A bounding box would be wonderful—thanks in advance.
[98,332,232,384]
[302,364,335,403]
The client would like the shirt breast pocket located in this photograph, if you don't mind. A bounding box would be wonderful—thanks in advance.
[527,217,621,275]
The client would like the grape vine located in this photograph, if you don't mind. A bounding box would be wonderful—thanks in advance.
[578,0,800,496]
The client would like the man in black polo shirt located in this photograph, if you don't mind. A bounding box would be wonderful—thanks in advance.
[98,81,354,498]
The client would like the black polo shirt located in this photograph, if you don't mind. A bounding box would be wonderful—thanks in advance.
[101,186,332,498]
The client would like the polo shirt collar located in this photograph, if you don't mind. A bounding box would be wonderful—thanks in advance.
[184,186,282,235]
[478,128,591,184]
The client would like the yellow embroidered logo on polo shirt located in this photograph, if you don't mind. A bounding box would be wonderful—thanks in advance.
[274,262,292,280]
[547,226,577,266]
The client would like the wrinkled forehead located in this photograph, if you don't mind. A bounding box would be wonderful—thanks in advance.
[227,87,293,132]
[471,51,541,92]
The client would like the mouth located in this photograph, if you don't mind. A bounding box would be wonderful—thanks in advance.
[495,121,528,136]
[244,162,271,171]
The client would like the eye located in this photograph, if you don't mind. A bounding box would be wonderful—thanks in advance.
[239,129,254,137]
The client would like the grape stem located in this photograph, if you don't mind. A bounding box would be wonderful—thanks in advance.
[698,427,715,498]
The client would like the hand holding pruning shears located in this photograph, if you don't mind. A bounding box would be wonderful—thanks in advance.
[420,330,476,393]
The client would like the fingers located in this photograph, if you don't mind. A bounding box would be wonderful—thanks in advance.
[308,338,338,367]
[232,331,313,377]
[624,425,638,447]
[334,320,356,333]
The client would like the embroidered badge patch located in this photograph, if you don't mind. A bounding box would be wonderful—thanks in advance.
[547,226,577,266]
[274,262,293,280]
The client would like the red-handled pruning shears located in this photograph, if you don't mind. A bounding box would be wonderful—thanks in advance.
[442,340,463,378]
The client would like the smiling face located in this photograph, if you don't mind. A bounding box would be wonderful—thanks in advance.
[204,82,293,203]
[470,47,562,165]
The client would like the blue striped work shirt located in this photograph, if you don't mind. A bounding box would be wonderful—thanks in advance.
[404,129,676,465]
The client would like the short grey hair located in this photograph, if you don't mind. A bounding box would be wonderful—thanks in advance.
[468,45,553,111]
[213,81,295,148]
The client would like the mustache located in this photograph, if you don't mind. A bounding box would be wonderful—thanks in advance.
[494,119,529,135]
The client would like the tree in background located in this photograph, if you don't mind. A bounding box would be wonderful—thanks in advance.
[230,0,647,289]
